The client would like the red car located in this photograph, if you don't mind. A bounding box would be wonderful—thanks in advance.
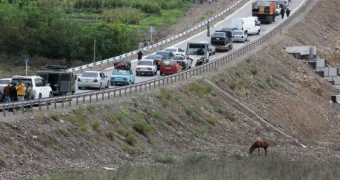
[160,60,182,75]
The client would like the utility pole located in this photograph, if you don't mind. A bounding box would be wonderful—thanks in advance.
[93,40,96,62]
[149,26,156,44]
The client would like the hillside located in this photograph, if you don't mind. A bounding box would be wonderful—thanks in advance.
[0,0,340,179]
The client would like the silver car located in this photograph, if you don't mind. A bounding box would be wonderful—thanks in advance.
[173,55,192,70]
[77,71,110,90]
[233,30,248,42]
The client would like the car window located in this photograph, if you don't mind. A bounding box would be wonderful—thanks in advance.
[35,78,44,87]
[234,31,243,35]
[164,49,177,52]
[11,78,32,86]
[113,69,130,75]
[174,56,184,60]
[212,32,225,37]
[162,60,176,65]
[137,61,153,65]
[82,72,98,78]
[0,80,10,84]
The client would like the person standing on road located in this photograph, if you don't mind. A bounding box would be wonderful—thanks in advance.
[138,50,143,61]
[280,7,285,19]
[286,8,291,17]
[15,80,25,102]
[206,21,210,37]
[3,83,11,103]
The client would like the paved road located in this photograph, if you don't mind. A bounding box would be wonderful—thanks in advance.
[75,0,298,95]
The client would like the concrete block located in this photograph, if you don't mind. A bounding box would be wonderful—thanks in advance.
[316,59,326,68]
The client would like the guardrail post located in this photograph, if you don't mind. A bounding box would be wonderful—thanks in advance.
[62,99,64,108]
[102,92,104,101]
[89,95,92,103]
[154,81,156,88]
[140,85,142,92]
[39,99,41,111]
[167,78,169,84]
[171,76,173,84]
[149,82,151,90]
[158,80,161,87]
[96,93,98,102]
[47,101,49,110]
[21,102,24,114]
[130,86,132,95]
[12,104,15,115]
[125,88,127,95]
[145,84,146,91]
[69,98,71,106]
[83,96,85,103]
[3,105,6,117]
[108,92,110,100]
[119,89,121,97]
[113,90,116,98]
[30,101,33,111]
[54,99,57,109]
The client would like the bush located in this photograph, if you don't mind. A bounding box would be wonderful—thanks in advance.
[154,154,175,164]
[90,120,100,130]
[57,126,68,136]
[208,116,217,126]
[133,120,153,134]
[126,133,137,146]
[116,127,127,136]
[250,67,258,75]
[229,81,237,90]
[185,107,196,116]
[122,144,137,154]
[153,112,173,125]
[50,112,60,121]
[160,88,172,108]
[105,131,114,140]
[187,82,212,98]
[200,125,210,134]
[103,8,141,24]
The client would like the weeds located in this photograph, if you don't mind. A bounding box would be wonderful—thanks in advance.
[133,120,153,134]
[35,112,43,121]
[154,154,175,164]
[174,96,181,101]
[86,104,96,113]
[187,82,212,98]
[250,67,258,75]
[229,81,237,90]
[153,112,173,125]
[0,155,6,167]
[266,77,272,84]
[120,107,130,117]
[57,126,68,136]
[235,71,244,78]
[215,108,224,114]
[208,116,217,126]
[105,131,114,141]
[126,133,137,146]
[246,58,252,63]
[184,153,208,165]
[200,125,210,134]
[257,78,266,89]
[211,91,217,97]
[90,120,100,131]
[160,88,172,108]
[103,7,141,24]
[233,154,245,160]
[220,77,225,82]
[116,127,127,136]
[185,107,196,116]
[66,115,75,124]
[50,112,60,121]
[122,144,137,154]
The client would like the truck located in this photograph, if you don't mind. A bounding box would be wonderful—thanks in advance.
[211,28,234,52]
[36,65,75,96]
[185,42,209,66]
[252,0,276,24]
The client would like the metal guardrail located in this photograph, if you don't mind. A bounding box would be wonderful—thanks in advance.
[0,0,309,117]
[68,0,246,73]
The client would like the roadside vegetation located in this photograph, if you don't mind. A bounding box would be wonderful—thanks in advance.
[0,0,191,70]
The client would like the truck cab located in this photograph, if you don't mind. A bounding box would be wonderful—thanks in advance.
[186,42,209,66]
[36,65,75,96]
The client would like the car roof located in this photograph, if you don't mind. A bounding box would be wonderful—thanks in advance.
[12,75,43,79]
[139,59,154,62]
[199,41,209,43]
[156,51,171,54]
[83,71,100,73]
[146,54,162,57]
[0,78,12,80]
[164,47,178,49]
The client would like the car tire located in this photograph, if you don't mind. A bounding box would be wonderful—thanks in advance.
[132,81,135,84]
[154,71,157,75]
[136,73,140,76]
[257,30,260,35]
[111,83,114,86]
[78,87,82,90]
[213,50,216,55]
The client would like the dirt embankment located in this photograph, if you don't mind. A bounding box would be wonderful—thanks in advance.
[0,0,340,179]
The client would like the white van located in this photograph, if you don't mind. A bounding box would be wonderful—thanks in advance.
[229,18,261,35]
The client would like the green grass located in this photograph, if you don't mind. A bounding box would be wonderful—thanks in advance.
[122,144,137,154]
[229,81,237,90]
[154,154,175,164]
[185,107,196,116]
[57,126,68,136]
[105,131,114,141]
[90,120,100,130]
[50,112,61,121]
[199,125,210,134]
[187,82,212,98]
[133,120,153,134]
[160,88,172,108]
[153,112,173,125]
[207,116,217,126]
[250,67,258,75]
[0,155,6,167]
[116,127,128,136]
[125,133,137,146]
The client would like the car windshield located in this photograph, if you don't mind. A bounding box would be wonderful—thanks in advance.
[138,61,153,65]
[212,32,225,37]
[11,78,32,85]
[174,56,185,60]
[274,1,285,5]
[81,72,98,77]
[0,79,10,84]
[234,31,243,35]
[164,48,177,52]
[156,52,170,58]
[146,55,160,60]
[162,60,176,65]
[113,69,130,75]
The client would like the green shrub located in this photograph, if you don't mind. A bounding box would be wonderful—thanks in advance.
[133,120,153,134]
[266,77,272,84]
[35,112,43,121]
[185,107,196,116]
[79,125,88,132]
[57,126,68,136]
[250,67,258,75]
[126,134,137,146]
[246,58,252,63]
[211,91,217,97]
[229,81,237,90]
[184,153,208,165]
[105,131,114,140]
[235,71,244,78]
[50,112,60,121]
[103,8,141,24]
[187,82,212,98]
[215,108,224,114]
[120,107,130,117]
[154,154,175,164]
[122,144,137,154]
[111,112,124,122]
[116,127,127,136]
[200,125,210,134]
[153,112,172,125]
[160,88,172,107]
[90,120,100,130]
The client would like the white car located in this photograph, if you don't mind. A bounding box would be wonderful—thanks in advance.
[199,41,216,55]
[0,78,11,93]
[11,75,53,99]
[173,55,192,70]
[233,30,248,42]
[163,47,186,56]
[136,59,157,76]
[77,71,110,90]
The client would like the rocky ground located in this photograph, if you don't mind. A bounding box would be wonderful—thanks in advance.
[0,0,340,179]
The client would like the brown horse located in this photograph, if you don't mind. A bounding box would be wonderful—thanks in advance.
[249,140,268,156]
